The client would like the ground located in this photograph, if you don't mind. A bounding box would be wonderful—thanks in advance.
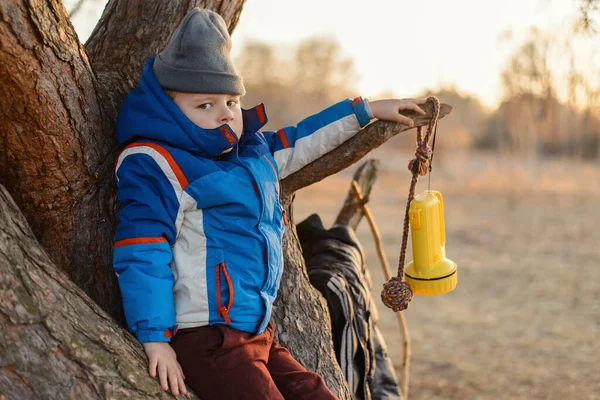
[294,146,600,400]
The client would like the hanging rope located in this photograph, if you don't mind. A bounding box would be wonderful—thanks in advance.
[381,96,441,312]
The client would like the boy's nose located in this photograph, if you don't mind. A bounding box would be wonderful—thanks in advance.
[220,107,234,123]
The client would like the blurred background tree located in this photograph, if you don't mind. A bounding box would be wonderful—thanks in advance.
[235,2,599,162]
[476,25,600,161]
[236,36,357,130]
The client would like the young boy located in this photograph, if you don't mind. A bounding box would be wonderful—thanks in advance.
[113,7,425,399]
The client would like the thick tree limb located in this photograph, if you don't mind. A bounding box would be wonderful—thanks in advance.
[0,0,122,317]
[0,184,198,399]
[281,102,452,198]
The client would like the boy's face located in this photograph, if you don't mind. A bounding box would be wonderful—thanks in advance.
[172,92,243,153]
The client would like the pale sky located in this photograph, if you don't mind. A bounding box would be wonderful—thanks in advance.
[69,0,584,108]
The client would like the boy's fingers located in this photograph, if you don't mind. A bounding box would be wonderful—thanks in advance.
[402,100,426,115]
[177,363,188,393]
[168,369,180,396]
[148,357,158,378]
[158,363,168,390]
[397,115,414,127]
[397,101,426,116]
[178,372,188,395]
[414,104,426,115]
[169,375,179,396]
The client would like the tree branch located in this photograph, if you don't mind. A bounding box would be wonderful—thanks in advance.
[281,101,452,198]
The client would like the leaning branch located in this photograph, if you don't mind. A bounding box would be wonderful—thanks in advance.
[281,102,452,198]
[334,160,380,229]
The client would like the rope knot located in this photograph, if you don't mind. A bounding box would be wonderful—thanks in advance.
[381,277,413,312]
[407,141,432,176]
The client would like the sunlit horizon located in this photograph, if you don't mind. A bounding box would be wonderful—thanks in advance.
[231,0,587,109]
[67,0,594,109]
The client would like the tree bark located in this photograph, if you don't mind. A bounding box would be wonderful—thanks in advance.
[0,185,199,399]
[0,0,127,319]
[0,1,452,398]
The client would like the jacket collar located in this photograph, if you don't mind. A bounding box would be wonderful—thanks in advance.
[117,58,268,158]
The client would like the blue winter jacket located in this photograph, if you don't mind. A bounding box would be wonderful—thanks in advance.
[113,58,372,343]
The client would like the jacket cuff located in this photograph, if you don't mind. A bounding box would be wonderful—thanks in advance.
[351,96,372,127]
[135,325,178,343]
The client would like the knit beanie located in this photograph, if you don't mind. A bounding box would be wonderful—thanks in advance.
[153,8,245,95]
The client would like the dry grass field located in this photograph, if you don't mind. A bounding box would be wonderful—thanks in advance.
[294,146,600,400]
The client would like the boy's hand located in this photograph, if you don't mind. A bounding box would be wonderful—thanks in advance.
[143,341,188,397]
[368,98,427,127]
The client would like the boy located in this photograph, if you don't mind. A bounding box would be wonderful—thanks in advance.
[113,7,425,399]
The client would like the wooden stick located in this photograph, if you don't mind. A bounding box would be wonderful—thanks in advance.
[335,160,379,229]
[351,181,411,400]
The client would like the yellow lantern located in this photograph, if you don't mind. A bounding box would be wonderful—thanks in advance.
[405,191,457,295]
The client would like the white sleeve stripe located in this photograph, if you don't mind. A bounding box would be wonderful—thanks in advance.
[115,147,187,236]
[273,114,361,179]
[116,147,183,198]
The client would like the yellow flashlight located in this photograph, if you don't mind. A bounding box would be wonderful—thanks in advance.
[405,190,457,295]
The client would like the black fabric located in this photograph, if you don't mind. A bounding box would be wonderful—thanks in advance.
[297,214,402,400]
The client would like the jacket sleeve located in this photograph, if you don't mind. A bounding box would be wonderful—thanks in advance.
[113,151,181,343]
[262,97,372,179]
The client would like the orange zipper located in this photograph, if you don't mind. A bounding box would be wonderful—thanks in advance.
[215,262,234,324]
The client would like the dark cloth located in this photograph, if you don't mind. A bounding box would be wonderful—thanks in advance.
[171,321,338,400]
[297,214,402,400]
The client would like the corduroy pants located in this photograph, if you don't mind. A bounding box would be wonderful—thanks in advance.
[170,321,338,400]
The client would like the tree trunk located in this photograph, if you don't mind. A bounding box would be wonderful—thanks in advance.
[0,185,200,399]
[0,0,451,397]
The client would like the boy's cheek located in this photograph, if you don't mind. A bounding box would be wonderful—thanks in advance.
[231,120,243,139]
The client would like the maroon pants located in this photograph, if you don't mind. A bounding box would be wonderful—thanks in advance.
[170,321,338,400]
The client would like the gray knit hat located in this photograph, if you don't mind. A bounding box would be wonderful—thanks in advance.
[153,8,245,95]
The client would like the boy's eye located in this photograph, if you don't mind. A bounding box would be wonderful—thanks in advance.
[227,100,238,107]
[198,103,212,110]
